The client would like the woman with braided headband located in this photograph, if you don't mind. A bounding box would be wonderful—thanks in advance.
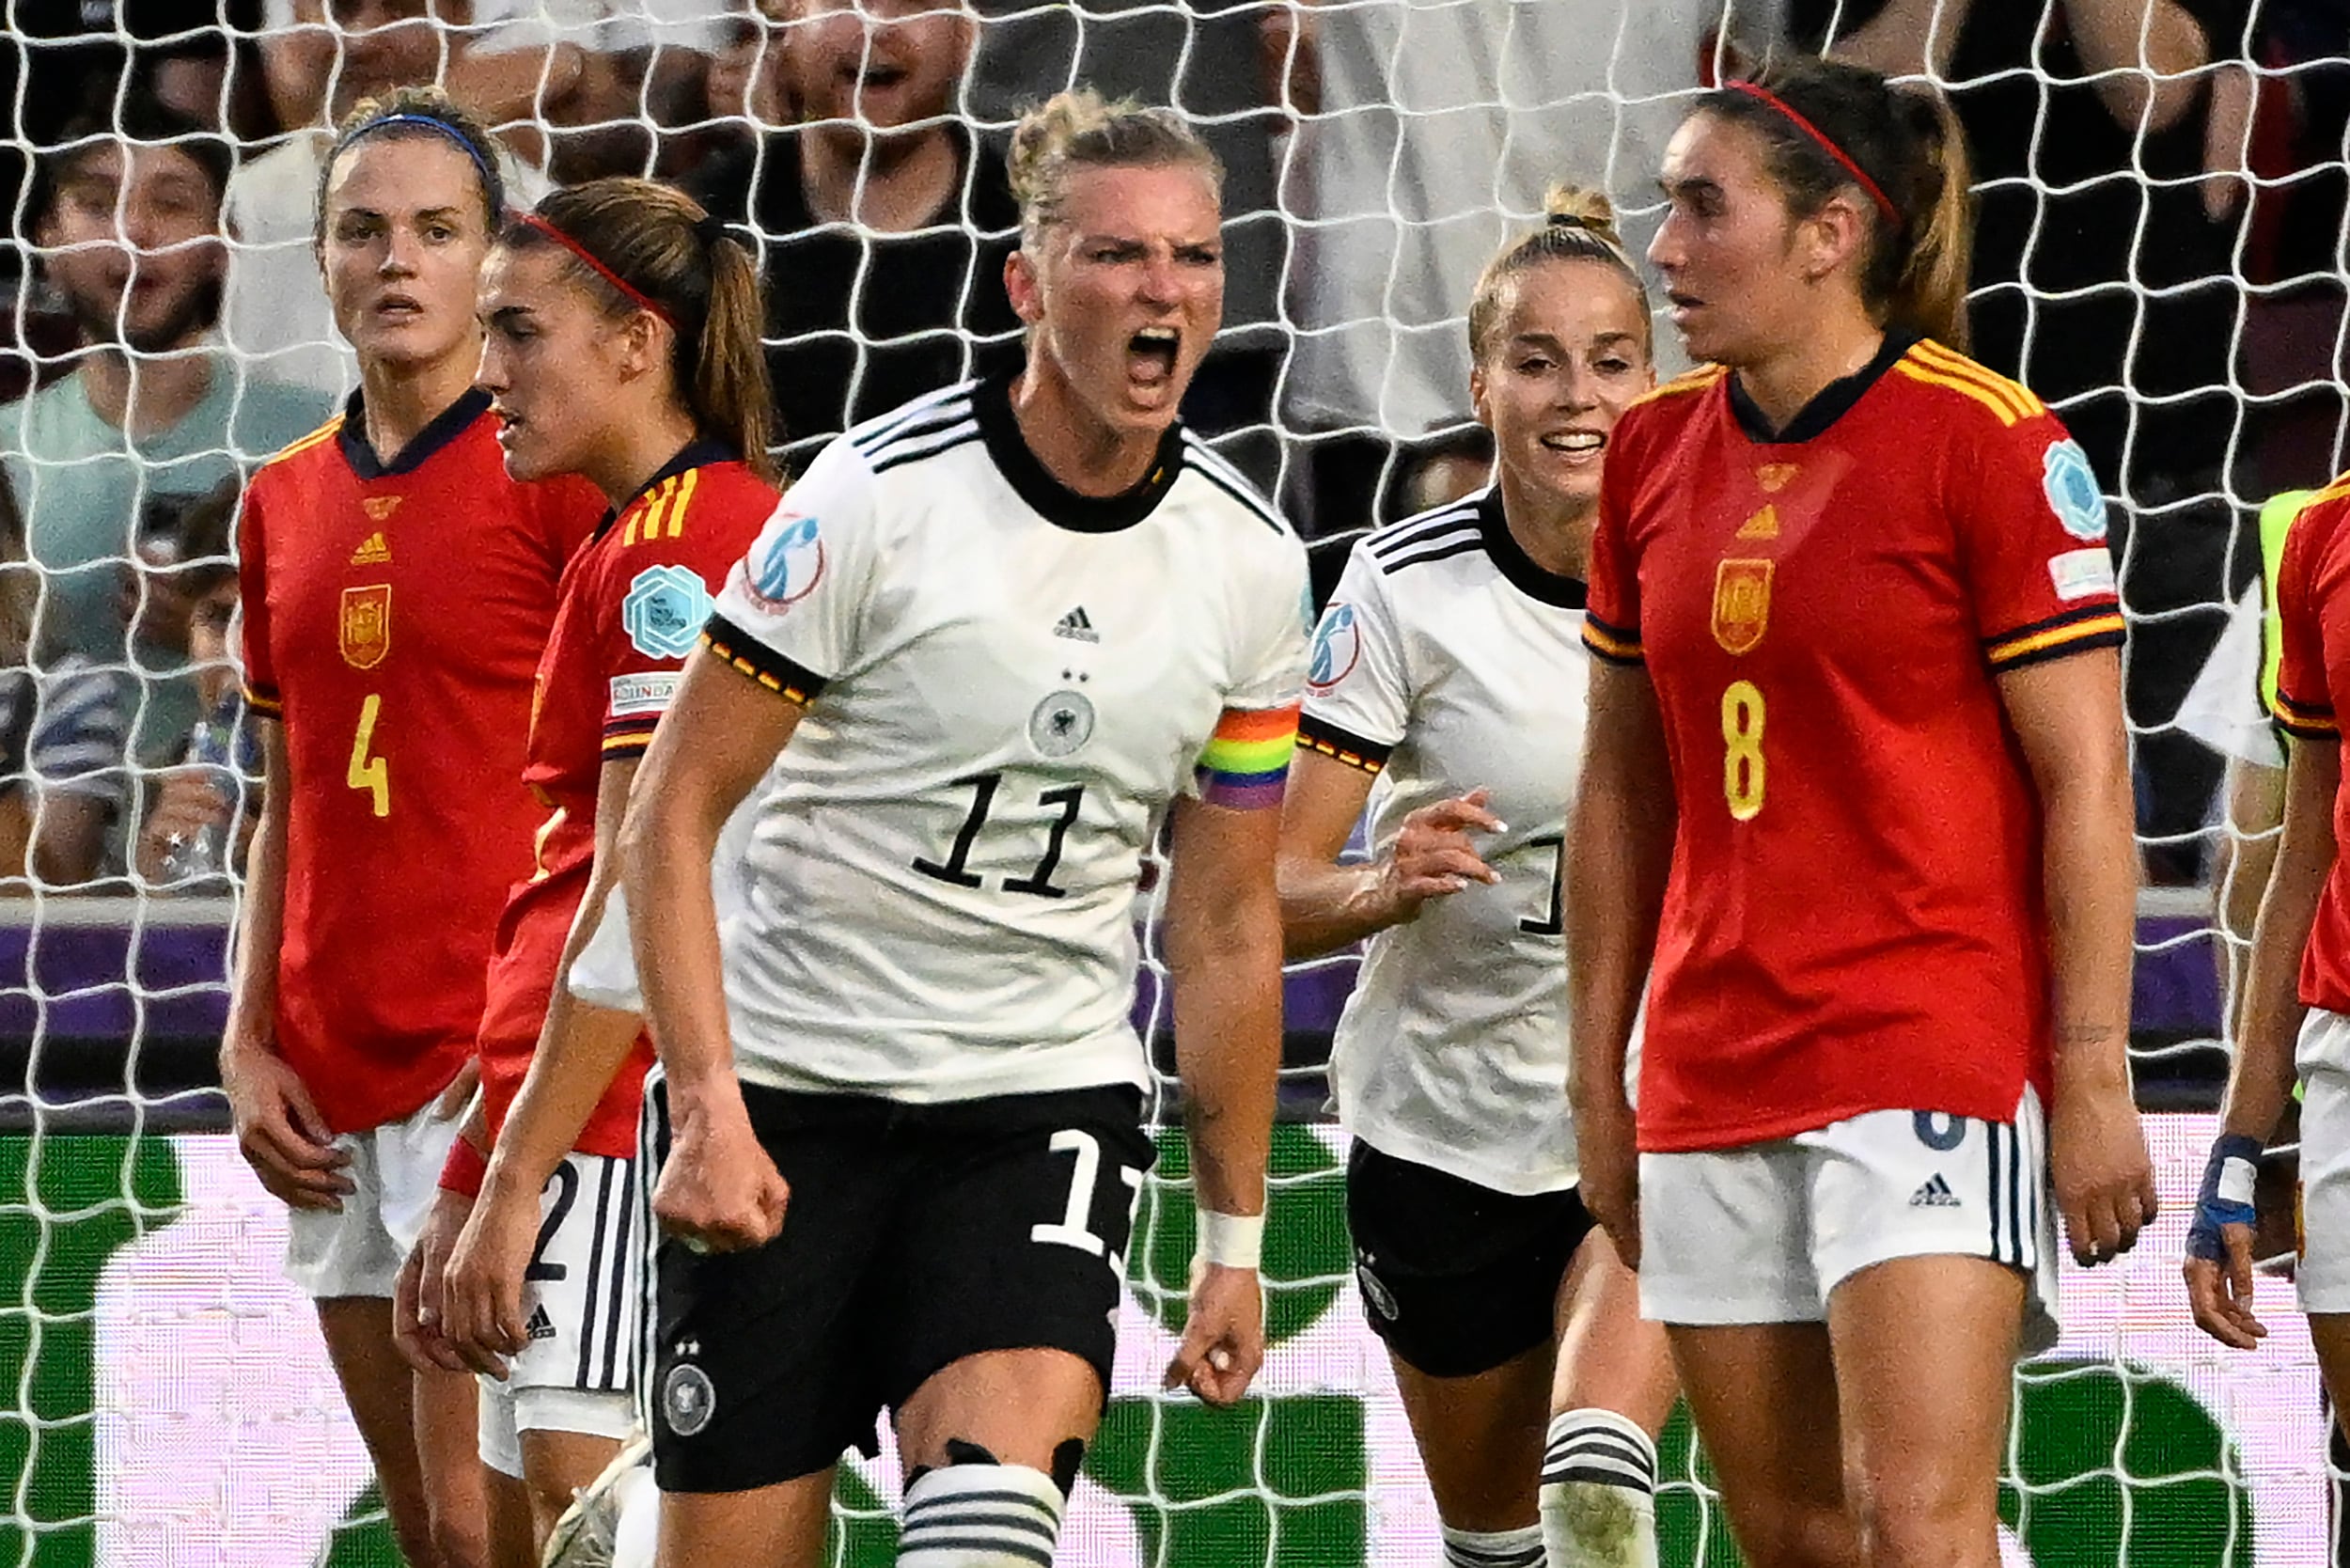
[1569,54,2156,1568]
[1278,185,1675,1568]
[226,86,606,1568]
[391,176,783,1567]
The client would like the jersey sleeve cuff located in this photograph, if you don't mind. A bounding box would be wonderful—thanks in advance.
[1982,604,2125,672]
[600,715,663,758]
[1296,713,1395,776]
[1581,612,1643,666]
[702,614,829,707]
[2276,687,2340,739]
[243,682,282,716]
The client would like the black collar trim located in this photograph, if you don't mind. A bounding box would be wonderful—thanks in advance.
[338,387,493,479]
[1478,488,1588,608]
[1727,331,1919,446]
[972,373,1185,534]
[596,438,742,539]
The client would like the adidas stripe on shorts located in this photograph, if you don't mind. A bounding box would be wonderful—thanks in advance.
[1637,1088,2059,1355]
[477,1151,641,1479]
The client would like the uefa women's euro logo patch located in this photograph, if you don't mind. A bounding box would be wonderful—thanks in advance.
[2042,439,2107,541]
[622,566,713,659]
[1308,603,1359,694]
[745,513,824,613]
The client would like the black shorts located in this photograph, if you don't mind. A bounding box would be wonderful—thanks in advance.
[642,1076,1155,1494]
[1346,1141,1595,1379]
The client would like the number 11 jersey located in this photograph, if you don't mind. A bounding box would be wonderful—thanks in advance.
[705,379,1309,1104]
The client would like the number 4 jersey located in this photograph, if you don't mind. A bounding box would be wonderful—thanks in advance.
[1300,487,1590,1197]
[239,390,603,1133]
[704,378,1309,1103]
[1585,335,2123,1154]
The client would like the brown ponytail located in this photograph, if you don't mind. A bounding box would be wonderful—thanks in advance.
[502,178,780,483]
[1701,55,1976,351]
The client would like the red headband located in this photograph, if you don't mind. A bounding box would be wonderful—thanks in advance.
[518,212,675,325]
[1729,81,1901,227]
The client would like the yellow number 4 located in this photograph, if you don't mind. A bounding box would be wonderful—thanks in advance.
[347,693,390,818]
[1722,680,1764,822]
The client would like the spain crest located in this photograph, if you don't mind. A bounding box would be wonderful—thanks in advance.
[1711,559,1772,655]
[340,584,391,669]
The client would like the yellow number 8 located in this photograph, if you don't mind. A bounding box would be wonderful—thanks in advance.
[1722,680,1764,822]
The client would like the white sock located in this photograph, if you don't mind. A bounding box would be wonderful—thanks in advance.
[1442,1521,1546,1568]
[1539,1408,1658,1568]
[896,1462,1065,1567]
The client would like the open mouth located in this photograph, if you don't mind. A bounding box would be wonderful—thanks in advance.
[374,292,423,320]
[1128,326,1180,386]
[1541,431,1606,456]
[492,404,525,438]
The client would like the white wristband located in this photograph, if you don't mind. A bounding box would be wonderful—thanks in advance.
[1196,1209,1264,1272]
[2217,1155,2260,1208]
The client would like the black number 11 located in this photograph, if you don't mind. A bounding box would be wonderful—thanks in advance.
[912,771,1086,899]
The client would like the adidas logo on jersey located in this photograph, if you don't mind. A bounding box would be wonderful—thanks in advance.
[1054,606,1100,643]
[525,1303,556,1341]
[1909,1173,1961,1208]
[349,531,391,565]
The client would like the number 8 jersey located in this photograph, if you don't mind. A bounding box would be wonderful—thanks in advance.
[1584,334,2123,1154]
[704,378,1309,1103]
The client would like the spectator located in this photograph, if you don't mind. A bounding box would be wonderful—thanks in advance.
[0,466,126,888]
[232,1,559,397]
[133,480,256,890]
[6,102,334,766]
[688,0,1021,461]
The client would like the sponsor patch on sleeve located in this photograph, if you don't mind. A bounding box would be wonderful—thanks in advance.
[608,671,682,718]
[2047,546,2118,602]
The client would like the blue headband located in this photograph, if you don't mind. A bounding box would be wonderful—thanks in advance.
[334,113,502,213]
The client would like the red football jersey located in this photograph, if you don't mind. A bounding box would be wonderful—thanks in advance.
[2271,477,2350,1011]
[240,391,602,1133]
[1585,336,2125,1152]
[475,450,780,1158]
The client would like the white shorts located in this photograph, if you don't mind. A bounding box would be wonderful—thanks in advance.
[1639,1089,2060,1356]
[2295,1010,2350,1312]
[477,1152,644,1477]
[284,1095,461,1299]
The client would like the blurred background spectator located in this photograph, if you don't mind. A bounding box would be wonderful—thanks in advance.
[0,464,124,888]
[132,479,257,892]
[5,103,331,771]
[688,0,1023,462]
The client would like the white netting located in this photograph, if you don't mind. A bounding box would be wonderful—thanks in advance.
[0,1,2338,1563]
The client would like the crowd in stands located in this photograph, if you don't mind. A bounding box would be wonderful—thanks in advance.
[0,0,2342,891]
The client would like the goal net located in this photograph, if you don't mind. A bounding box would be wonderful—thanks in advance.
[0,2,2336,1564]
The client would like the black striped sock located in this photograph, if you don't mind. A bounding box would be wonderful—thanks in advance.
[1541,1407,1657,1494]
[897,1463,1065,1568]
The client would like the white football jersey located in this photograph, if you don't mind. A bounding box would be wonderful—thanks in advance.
[706,379,1309,1102]
[1301,488,1589,1195]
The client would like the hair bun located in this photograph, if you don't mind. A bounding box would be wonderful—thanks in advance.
[1540,183,1622,248]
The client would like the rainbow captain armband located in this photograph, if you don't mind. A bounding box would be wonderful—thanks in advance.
[1194,703,1300,810]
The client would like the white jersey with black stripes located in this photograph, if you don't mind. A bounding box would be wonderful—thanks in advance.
[703,378,1309,1104]
[1300,486,1590,1195]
